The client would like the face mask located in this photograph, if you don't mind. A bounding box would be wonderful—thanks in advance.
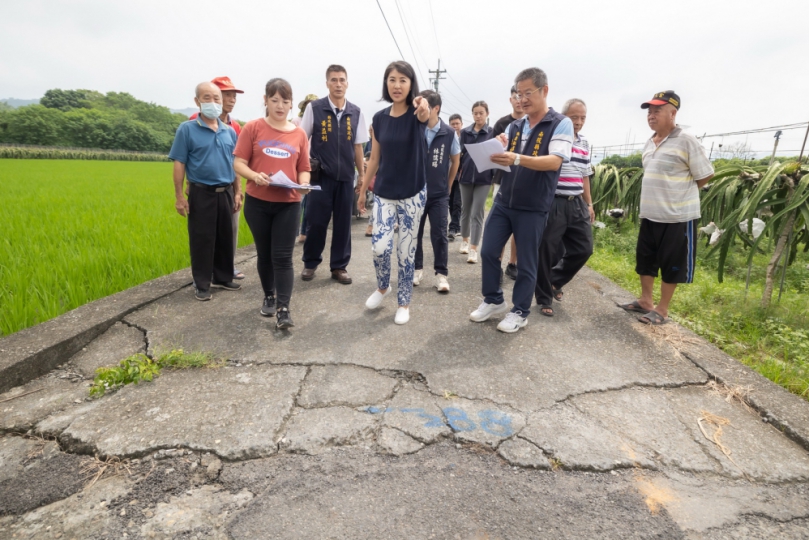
[200,102,222,120]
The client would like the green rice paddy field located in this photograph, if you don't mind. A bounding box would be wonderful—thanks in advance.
[0,160,253,337]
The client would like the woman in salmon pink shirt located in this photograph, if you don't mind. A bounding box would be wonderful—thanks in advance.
[234,78,311,330]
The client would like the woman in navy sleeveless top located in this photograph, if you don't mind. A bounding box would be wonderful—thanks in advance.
[358,61,430,325]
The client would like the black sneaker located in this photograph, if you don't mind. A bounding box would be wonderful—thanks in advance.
[447,231,456,241]
[211,281,241,291]
[260,295,277,317]
[276,307,294,329]
[194,288,212,301]
[505,263,518,281]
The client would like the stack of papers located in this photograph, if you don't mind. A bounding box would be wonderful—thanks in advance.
[268,171,321,190]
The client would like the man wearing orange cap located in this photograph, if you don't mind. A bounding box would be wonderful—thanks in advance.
[190,76,245,278]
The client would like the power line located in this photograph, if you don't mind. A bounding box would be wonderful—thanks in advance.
[445,72,475,104]
[428,0,443,59]
[594,122,809,151]
[422,0,476,106]
[699,122,809,139]
[392,0,428,87]
[374,0,405,60]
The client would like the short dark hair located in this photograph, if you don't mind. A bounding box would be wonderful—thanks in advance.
[514,68,548,89]
[449,113,462,123]
[326,65,347,79]
[471,100,489,114]
[381,61,420,106]
[419,89,442,113]
[265,78,293,101]
[510,86,517,95]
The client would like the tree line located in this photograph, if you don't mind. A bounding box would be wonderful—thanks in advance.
[599,151,801,169]
[0,89,189,152]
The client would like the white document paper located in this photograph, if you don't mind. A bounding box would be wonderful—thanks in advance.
[464,138,511,173]
[268,170,321,190]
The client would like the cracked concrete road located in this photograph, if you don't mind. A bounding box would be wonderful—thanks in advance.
[2,219,809,539]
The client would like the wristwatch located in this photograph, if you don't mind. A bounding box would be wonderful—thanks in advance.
[514,154,521,167]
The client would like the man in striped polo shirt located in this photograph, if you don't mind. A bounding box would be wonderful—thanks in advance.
[620,90,714,325]
[534,98,595,316]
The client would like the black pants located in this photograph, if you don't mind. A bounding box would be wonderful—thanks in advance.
[302,176,353,271]
[415,195,449,276]
[448,180,462,234]
[244,194,300,308]
[535,196,593,306]
[188,183,235,291]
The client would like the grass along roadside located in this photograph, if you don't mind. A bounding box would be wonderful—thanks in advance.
[0,159,253,336]
[588,222,809,399]
[90,348,223,397]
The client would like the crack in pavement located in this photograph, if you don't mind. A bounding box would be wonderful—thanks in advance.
[119,319,152,359]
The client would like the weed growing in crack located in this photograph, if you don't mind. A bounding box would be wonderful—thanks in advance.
[90,349,222,397]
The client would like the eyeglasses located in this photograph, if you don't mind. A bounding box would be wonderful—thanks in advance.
[514,89,540,100]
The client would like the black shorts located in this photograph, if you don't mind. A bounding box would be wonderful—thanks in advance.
[635,218,697,284]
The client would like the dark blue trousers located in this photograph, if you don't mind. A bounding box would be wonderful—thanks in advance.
[302,176,353,271]
[299,194,309,236]
[448,180,462,234]
[480,202,547,316]
[414,195,449,276]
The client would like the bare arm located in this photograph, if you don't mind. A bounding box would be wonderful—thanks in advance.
[448,154,460,191]
[353,143,365,194]
[358,131,381,207]
[413,96,430,123]
[234,157,270,186]
[490,152,563,172]
[582,175,595,223]
[297,171,311,195]
[232,171,243,213]
[696,174,713,189]
[173,161,189,217]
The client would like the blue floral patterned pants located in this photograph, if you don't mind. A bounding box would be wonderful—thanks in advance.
[371,186,427,306]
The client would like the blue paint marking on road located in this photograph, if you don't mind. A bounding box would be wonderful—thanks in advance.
[363,405,515,438]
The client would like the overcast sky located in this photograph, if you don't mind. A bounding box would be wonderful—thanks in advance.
[1,0,807,159]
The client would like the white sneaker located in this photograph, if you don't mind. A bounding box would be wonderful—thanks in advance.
[497,311,528,333]
[435,274,450,293]
[413,269,423,286]
[459,241,470,254]
[469,300,509,322]
[394,306,410,325]
[365,289,390,309]
[467,249,478,264]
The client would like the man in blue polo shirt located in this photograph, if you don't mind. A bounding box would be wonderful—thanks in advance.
[169,81,242,301]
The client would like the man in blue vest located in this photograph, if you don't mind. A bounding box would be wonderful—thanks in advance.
[413,90,461,293]
[299,64,369,284]
[469,67,574,333]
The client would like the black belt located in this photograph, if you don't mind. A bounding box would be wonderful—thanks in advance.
[190,182,232,193]
[555,194,581,200]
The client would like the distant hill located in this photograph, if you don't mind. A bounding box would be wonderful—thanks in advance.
[170,107,198,118]
[1,98,40,108]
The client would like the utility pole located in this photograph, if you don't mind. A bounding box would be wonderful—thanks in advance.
[428,59,446,93]
[769,130,783,165]
[798,122,809,164]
